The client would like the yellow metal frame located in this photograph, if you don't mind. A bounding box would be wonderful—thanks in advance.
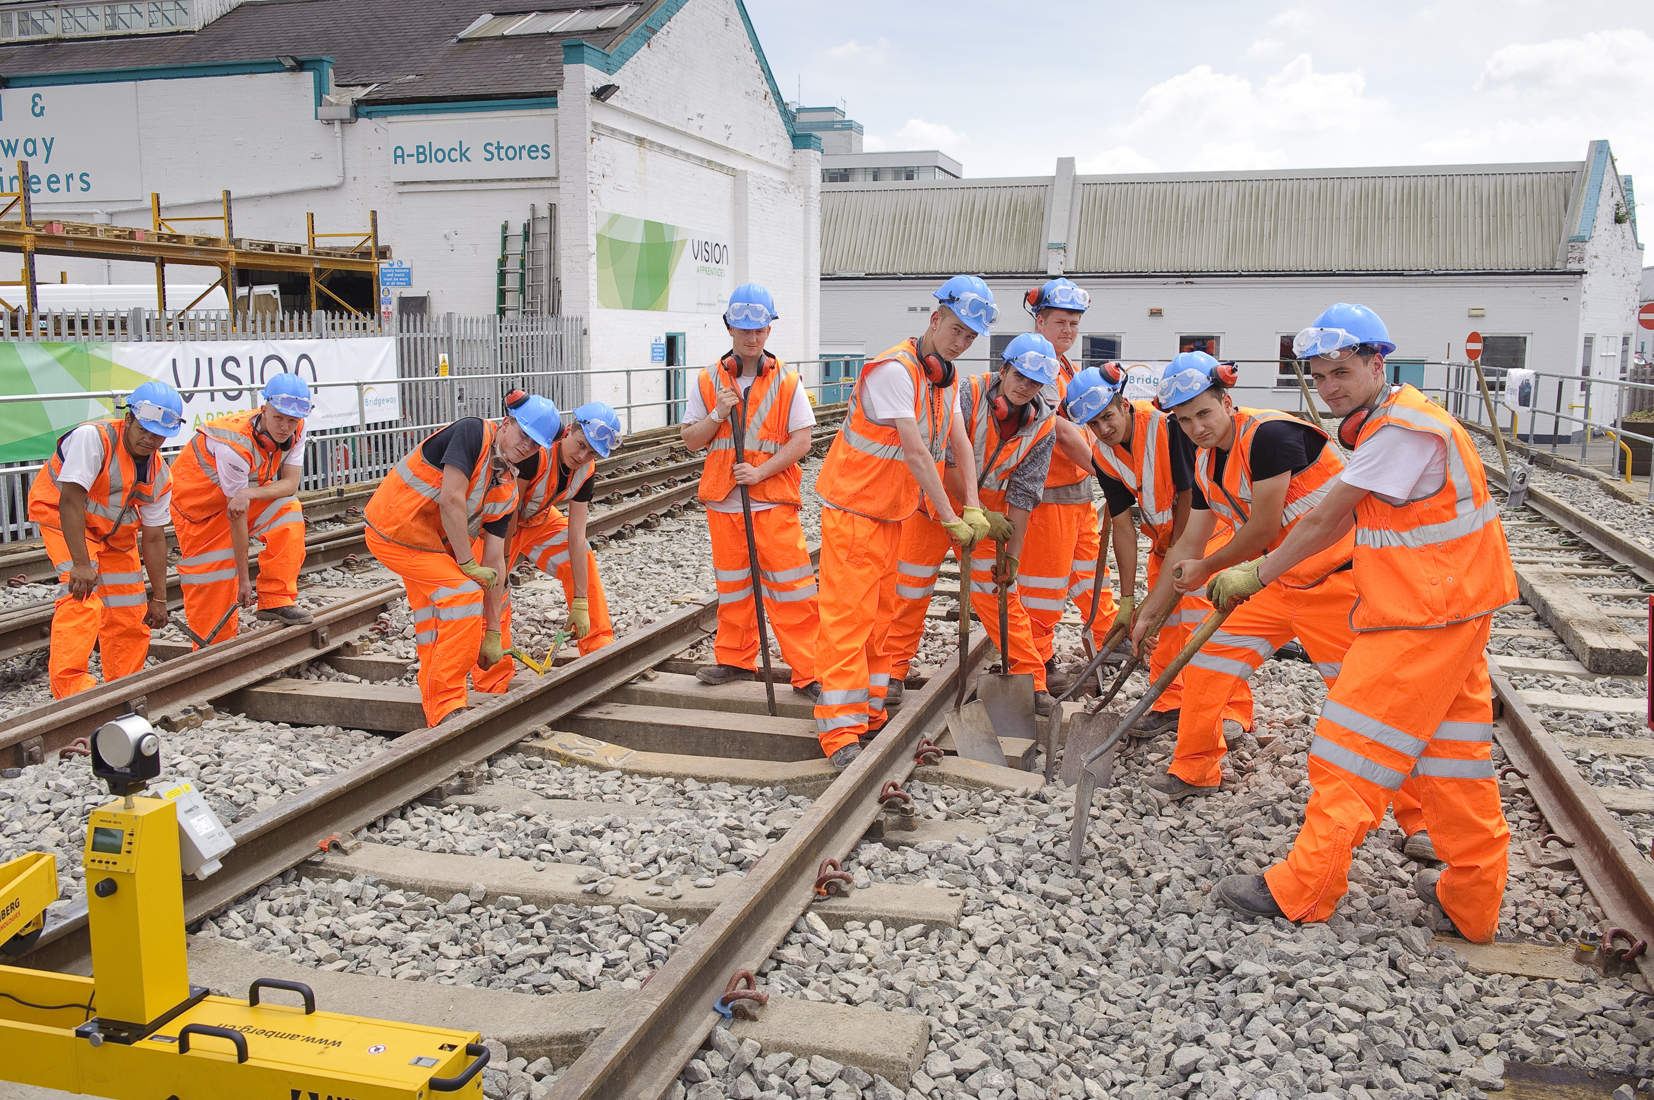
[0,851,55,949]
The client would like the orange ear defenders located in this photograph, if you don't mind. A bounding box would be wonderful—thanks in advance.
[919,352,955,388]
[1100,362,1125,385]
[1339,404,1373,448]
[1024,287,1043,313]
[1214,361,1240,387]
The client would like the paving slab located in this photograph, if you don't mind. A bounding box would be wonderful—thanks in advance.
[609,672,818,719]
[1516,690,1643,716]
[562,701,822,762]
[520,730,839,796]
[1515,565,1646,673]
[223,678,498,732]
[1553,735,1654,759]
[730,994,930,1088]
[1592,786,1654,813]
[915,756,1046,793]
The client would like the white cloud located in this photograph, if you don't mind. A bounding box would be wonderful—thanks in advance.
[1477,29,1654,101]
[827,37,889,65]
[1078,146,1161,175]
[1248,37,1286,58]
[865,118,968,153]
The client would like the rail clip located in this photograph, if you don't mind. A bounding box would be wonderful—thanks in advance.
[913,738,943,766]
[713,969,768,1021]
[813,857,854,898]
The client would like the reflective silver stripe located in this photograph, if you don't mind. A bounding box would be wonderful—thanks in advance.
[1310,735,1406,790]
[718,586,754,605]
[545,551,572,568]
[411,606,437,624]
[431,581,482,602]
[414,629,437,645]
[1433,721,1492,742]
[1021,595,1069,611]
[97,571,145,585]
[1320,700,1426,757]
[1041,480,1093,505]
[52,560,72,573]
[181,568,238,585]
[897,560,941,579]
[1411,756,1495,780]
[816,713,866,732]
[762,564,815,584]
[1016,573,1068,590]
[715,566,750,583]
[1188,652,1254,678]
[179,549,235,567]
[251,509,305,537]
[868,697,886,713]
[839,425,905,462]
[1210,631,1274,659]
[895,584,933,599]
[1281,483,1330,526]
[868,674,890,687]
[1066,581,1091,598]
[1069,558,1096,572]
[1315,662,1342,681]
[970,580,998,595]
[1353,499,1502,550]
[762,583,817,603]
[819,688,870,705]
[433,601,483,621]
[99,591,150,608]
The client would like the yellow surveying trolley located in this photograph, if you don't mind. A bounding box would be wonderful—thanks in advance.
[0,715,487,1098]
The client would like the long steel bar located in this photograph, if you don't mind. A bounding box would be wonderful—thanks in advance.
[1483,465,1654,584]
[548,629,990,1100]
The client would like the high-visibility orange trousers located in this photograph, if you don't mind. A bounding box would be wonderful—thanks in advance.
[172,495,305,648]
[1143,551,1254,721]
[1020,501,1117,658]
[41,526,149,699]
[1169,569,1359,787]
[813,508,902,757]
[1265,616,1508,942]
[366,528,487,728]
[705,506,818,688]
[470,511,614,693]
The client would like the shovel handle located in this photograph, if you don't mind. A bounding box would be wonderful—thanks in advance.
[994,541,1010,659]
[1082,603,1233,768]
[955,550,970,711]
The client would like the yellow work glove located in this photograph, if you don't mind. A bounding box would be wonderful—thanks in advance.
[1208,558,1265,611]
[941,518,977,548]
[459,559,498,588]
[569,597,591,639]
[993,554,1019,587]
[960,506,991,543]
[1115,594,1136,628]
[479,629,503,668]
[982,509,1015,542]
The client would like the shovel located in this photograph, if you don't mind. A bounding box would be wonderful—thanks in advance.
[172,604,238,650]
[975,540,1038,746]
[1067,602,1234,871]
[946,543,1007,767]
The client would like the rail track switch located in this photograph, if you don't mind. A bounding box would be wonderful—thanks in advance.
[0,718,487,1098]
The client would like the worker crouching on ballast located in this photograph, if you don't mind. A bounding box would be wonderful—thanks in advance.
[473,394,620,694]
[27,381,182,698]
[812,275,990,768]
[168,373,315,647]
[681,283,821,699]
[884,332,1065,714]
[1208,304,1514,943]
[365,408,529,727]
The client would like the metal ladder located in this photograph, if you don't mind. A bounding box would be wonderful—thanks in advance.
[495,203,558,316]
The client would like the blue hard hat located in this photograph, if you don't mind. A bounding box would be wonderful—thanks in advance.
[125,381,185,437]
[507,393,562,448]
[1025,278,1091,317]
[933,275,998,337]
[1065,366,1126,424]
[1000,333,1060,386]
[1156,352,1238,410]
[261,372,313,418]
[725,283,778,330]
[573,401,621,458]
[1293,303,1395,359]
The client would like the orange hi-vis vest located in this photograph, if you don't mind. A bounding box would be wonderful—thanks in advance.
[366,418,517,555]
[959,373,1055,513]
[516,440,594,531]
[29,418,171,544]
[696,353,803,506]
[1090,399,1180,554]
[170,409,300,524]
[1040,352,1091,504]
[1194,407,1352,587]
[816,338,951,522]
[1350,385,1516,630]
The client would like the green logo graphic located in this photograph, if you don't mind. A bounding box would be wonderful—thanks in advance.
[596,213,687,312]
[0,342,149,463]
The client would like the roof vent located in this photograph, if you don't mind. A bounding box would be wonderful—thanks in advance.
[458,4,637,39]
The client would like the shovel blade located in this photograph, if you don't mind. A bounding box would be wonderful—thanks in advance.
[1068,761,1100,871]
[1040,701,1062,782]
[945,701,1008,768]
[1058,707,1118,789]
[976,670,1037,744]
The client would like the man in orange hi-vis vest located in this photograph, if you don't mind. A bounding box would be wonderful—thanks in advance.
[169,373,316,647]
[1208,304,1515,943]
[812,275,993,768]
[28,382,182,698]
[365,408,533,728]
[680,283,821,698]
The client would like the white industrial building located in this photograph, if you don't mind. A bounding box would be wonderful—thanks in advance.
[0,0,823,418]
[821,144,1644,433]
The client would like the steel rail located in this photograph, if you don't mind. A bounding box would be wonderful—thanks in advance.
[547,627,990,1100]
[1485,466,1654,584]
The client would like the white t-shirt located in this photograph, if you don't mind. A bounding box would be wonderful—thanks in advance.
[1340,424,1448,506]
[205,422,305,499]
[56,423,172,526]
[684,368,815,513]
[858,359,961,425]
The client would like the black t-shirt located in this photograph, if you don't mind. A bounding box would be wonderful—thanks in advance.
[1191,419,1325,511]
[515,448,596,506]
[1094,415,1197,518]
[422,417,511,537]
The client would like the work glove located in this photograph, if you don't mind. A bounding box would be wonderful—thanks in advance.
[1114,594,1136,629]
[568,597,591,639]
[960,506,991,543]
[982,509,1015,542]
[459,559,499,588]
[993,554,1020,588]
[1208,558,1266,611]
[479,629,504,668]
[941,518,977,548]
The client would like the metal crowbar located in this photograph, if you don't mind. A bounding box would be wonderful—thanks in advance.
[171,604,238,649]
[506,628,571,676]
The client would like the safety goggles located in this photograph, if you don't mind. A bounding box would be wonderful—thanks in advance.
[265,392,313,418]
[1038,285,1091,312]
[1292,327,1367,360]
[578,416,620,456]
[126,400,184,432]
[724,301,777,327]
[1157,367,1216,409]
[937,290,999,331]
[1005,350,1058,385]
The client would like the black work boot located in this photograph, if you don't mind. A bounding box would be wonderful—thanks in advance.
[1145,772,1219,801]
[1214,875,1285,920]
[792,681,822,702]
[1415,869,1474,940]
[1044,658,1074,695]
[256,604,314,625]
[696,664,754,686]
[886,680,905,705]
[1131,707,1180,736]
[829,743,862,769]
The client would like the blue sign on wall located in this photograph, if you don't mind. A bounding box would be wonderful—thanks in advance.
[380,261,413,287]
[651,338,666,364]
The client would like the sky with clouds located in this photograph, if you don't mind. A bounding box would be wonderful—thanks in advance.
[744,1,1653,209]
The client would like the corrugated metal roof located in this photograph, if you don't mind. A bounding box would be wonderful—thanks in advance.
[1071,167,1579,273]
[821,182,1047,275]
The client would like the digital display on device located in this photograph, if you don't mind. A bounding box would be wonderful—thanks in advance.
[91,827,125,854]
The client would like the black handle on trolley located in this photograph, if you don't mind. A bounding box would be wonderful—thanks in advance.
[248,977,317,1014]
[178,1024,249,1064]
[428,1043,490,1092]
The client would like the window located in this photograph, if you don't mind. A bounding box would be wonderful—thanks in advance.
[1276,335,1305,388]
[1621,335,1632,378]
[147,0,188,28]
[902,167,917,181]
[990,334,1015,362]
[822,169,849,184]
[1082,335,1121,365]
[1581,335,1594,393]
[59,5,98,32]
[1179,334,1219,357]
[1478,335,1526,394]
[458,5,637,39]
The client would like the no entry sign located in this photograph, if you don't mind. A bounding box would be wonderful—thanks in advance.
[1465,331,1483,361]
[1639,303,1654,331]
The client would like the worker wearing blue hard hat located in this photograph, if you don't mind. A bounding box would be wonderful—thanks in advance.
[1019,278,1119,694]
[883,332,1063,713]
[811,275,991,767]
[169,372,318,649]
[680,282,823,698]
[27,380,182,697]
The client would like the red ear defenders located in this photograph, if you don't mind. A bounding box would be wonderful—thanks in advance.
[1024,287,1042,312]
[721,352,775,377]
[992,392,1033,436]
[919,352,955,388]
[1338,405,1371,449]
[1100,361,1125,385]
[251,413,292,452]
[1214,361,1240,387]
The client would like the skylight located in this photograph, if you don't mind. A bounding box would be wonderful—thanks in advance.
[457,4,637,40]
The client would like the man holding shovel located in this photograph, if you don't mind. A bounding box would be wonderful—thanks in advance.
[1205,303,1514,942]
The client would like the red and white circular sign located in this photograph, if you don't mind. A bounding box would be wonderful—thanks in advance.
[1638,302,1654,331]
[1465,331,1483,362]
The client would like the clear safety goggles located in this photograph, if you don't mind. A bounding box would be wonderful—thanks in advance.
[578,416,620,455]
[265,392,313,417]
[937,290,999,330]
[724,301,777,327]
[1039,284,1091,312]
[1006,350,1058,384]
[1157,367,1216,408]
[1069,383,1122,424]
[126,400,184,432]
[1292,327,1365,360]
